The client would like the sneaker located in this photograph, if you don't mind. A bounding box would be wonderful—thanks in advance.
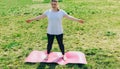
[62,55,67,61]
[44,54,49,60]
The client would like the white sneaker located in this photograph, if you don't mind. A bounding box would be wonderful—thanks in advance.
[62,55,67,61]
[44,54,49,60]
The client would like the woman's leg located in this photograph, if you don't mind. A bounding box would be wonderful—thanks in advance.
[47,34,54,54]
[56,34,65,55]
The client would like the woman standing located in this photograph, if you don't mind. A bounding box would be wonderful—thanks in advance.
[26,0,84,61]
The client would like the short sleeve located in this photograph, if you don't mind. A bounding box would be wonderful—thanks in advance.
[61,9,68,16]
[43,10,49,16]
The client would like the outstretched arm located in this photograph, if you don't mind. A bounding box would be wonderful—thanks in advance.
[64,15,84,23]
[26,14,47,23]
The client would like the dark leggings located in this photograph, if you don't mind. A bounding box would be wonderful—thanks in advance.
[47,33,65,55]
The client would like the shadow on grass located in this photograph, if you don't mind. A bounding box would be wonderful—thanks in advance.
[25,62,57,69]
[25,62,87,69]
[66,63,87,69]
[37,62,57,69]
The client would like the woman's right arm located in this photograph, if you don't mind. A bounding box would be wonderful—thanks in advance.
[26,14,47,23]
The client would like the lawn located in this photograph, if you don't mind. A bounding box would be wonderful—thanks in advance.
[0,0,120,69]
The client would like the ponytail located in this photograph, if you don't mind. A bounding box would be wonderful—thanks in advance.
[57,7,60,11]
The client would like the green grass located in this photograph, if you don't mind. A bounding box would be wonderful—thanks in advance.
[0,0,120,69]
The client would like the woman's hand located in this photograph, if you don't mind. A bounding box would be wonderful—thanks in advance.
[26,14,46,23]
[78,19,84,24]
[64,15,84,24]
[26,19,32,23]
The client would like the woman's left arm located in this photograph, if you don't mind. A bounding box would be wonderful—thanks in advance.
[64,15,84,23]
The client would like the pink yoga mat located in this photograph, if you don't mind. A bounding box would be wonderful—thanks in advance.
[25,50,87,65]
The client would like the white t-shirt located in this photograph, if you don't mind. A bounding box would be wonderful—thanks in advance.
[43,9,68,35]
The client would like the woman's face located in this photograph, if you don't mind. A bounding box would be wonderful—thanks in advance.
[51,2,58,9]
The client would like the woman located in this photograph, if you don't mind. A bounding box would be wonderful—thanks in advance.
[26,0,84,61]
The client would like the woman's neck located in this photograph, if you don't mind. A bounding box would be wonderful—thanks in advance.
[52,8,59,12]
